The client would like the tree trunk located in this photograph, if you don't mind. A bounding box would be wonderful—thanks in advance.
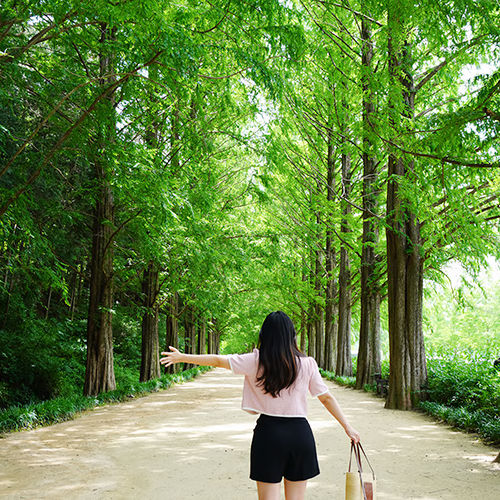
[307,248,316,358]
[184,305,196,370]
[1,240,18,329]
[356,17,381,390]
[140,261,160,382]
[324,139,337,372]
[84,23,117,397]
[385,6,427,410]
[207,319,214,354]
[69,266,80,321]
[84,174,116,395]
[307,314,315,358]
[314,306,325,367]
[314,232,325,368]
[165,292,180,374]
[210,318,222,355]
[337,150,353,376]
[214,331,221,354]
[197,316,206,355]
[138,62,163,383]
[324,256,336,372]
[336,76,353,376]
[300,307,307,353]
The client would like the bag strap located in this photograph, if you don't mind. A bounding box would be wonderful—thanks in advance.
[348,441,355,472]
[350,442,376,500]
[352,443,368,500]
[357,443,375,480]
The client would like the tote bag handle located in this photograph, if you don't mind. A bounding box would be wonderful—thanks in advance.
[349,442,375,500]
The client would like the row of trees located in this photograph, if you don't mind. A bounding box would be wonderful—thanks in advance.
[1,0,295,401]
[1,0,499,409]
[261,0,499,409]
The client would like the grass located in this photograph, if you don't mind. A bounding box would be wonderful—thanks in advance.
[0,366,210,434]
[319,369,357,388]
[418,401,500,443]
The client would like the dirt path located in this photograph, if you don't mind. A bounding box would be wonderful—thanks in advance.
[0,369,498,499]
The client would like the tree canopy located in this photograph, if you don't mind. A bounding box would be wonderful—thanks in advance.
[1,0,499,410]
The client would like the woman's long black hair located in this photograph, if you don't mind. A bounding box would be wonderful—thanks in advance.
[256,311,305,398]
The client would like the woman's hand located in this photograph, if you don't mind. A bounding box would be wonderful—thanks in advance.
[160,346,183,367]
[317,392,361,444]
[344,425,361,444]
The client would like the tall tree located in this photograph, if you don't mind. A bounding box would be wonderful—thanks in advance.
[165,293,180,374]
[84,23,117,396]
[140,261,160,381]
[356,13,382,389]
[324,128,337,372]
[385,2,425,409]
[337,127,353,376]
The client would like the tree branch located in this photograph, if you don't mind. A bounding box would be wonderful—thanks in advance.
[317,1,384,27]
[0,52,163,217]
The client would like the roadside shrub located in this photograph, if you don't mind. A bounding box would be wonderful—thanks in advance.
[320,369,356,388]
[419,401,500,443]
[419,352,500,444]
[425,354,500,417]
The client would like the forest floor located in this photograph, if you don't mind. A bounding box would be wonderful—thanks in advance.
[0,368,499,500]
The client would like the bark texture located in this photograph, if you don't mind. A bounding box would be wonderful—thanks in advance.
[314,243,325,368]
[324,139,337,372]
[197,317,206,355]
[385,6,427,409]
[84,23,117,396]
[356,17,381,390]
[307,248,317,358]
[165,292,180,374]
[208,318,221,354]
[184,306,196,370]
[337,150,352,376]
[84,177,116,396]
[139,63,162,383]
[140,261,160,382]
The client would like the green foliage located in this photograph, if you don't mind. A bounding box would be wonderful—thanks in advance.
[419,401,500,444]
[0,318,86,408]
[320,369,356,388]
[424,354,500,414]
[0,366,210,434]
[1,0,500,441]
[419,354,500,443]
[424,266,500,354]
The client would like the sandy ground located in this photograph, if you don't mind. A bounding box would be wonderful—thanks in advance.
[0,368,499,500]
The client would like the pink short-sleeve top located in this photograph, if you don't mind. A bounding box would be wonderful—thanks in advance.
[228,349,328,417]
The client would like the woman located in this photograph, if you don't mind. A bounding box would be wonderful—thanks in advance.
[160,311,360,500]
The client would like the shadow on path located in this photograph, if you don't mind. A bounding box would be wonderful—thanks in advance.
[0,369,498,499]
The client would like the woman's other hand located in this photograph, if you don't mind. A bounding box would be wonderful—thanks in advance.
[160,346,183,367]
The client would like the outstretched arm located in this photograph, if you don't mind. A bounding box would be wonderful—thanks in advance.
[318,391,361,443]
[160,346,231,370]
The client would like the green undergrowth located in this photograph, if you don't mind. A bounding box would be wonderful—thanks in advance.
[320,358,390,393]
[320,369,378,393]
[0,366,210,434]
[418,354,500,444]
[321,355,500,445]
[320,369,356,388]
[418,401,500,443]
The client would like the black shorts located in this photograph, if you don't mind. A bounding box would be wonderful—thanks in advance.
[250,414,320,483]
